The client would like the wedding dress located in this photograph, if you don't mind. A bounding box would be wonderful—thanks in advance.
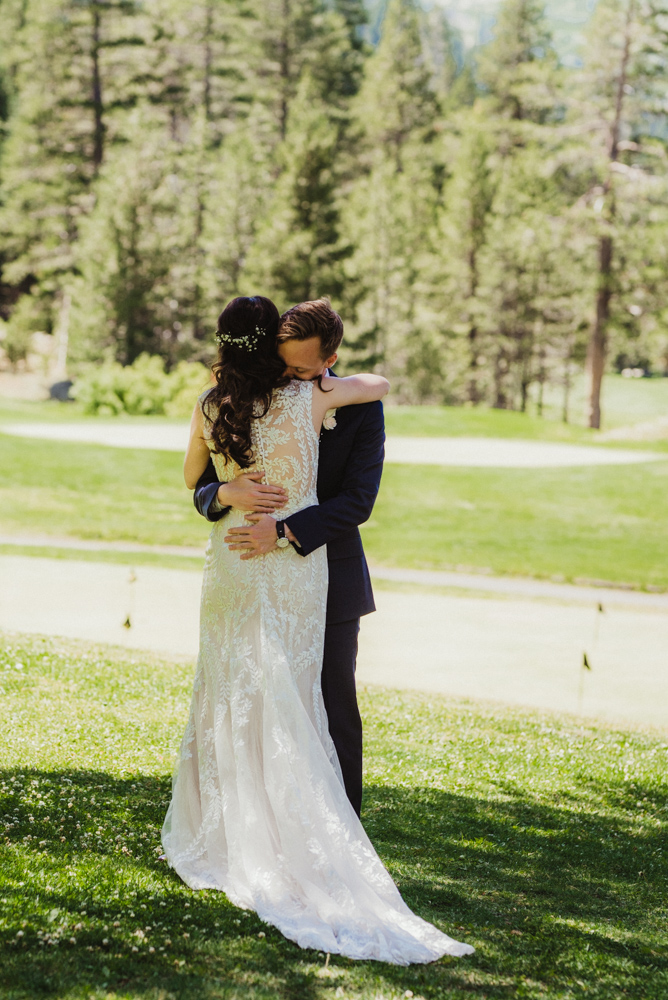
[162,379,474,964]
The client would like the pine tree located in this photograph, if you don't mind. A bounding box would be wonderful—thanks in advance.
[243,73,350,306]
[577,0,668,427]
[435,115,497,404]
[0,0,148,307]
[439,0,568,410]
[246,0,360,147]
[355,0,436,167]
[69,130,181,365]
[477,0,559,124]
[342,0,441,398]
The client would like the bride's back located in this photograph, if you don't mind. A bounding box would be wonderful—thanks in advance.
[201,380,319,516]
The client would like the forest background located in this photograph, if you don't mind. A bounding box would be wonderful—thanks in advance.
[1,0,668,429]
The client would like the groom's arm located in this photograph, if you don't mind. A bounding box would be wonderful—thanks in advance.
[285,401,385,557]
[193,460,229,522]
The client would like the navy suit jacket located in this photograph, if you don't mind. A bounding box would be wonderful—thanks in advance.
[193,395,385,625]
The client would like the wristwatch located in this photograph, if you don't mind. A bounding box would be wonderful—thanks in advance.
[275,520,290,549]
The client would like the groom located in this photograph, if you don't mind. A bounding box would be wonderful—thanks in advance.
[193,298,385,817]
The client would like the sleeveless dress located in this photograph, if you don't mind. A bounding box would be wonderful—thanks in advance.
[162,379,474,964]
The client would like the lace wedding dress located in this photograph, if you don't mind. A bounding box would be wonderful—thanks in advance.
[162,379,474,964]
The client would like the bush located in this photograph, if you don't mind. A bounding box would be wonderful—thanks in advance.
[72,354,210,417]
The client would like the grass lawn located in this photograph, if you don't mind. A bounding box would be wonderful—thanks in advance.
[2,430,668,589]
[382,406,598,443]
[537,373,668,431]
[0,433,211,550]
[366,461,668,588]
[1,632,666,1000]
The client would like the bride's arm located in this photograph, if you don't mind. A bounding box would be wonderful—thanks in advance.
[184,403,211,489]
[312,373,389,430]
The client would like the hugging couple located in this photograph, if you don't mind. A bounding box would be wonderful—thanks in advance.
[161,294,474,964]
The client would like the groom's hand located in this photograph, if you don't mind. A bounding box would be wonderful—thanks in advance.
[225,514,279,559]
[217,472,288,513]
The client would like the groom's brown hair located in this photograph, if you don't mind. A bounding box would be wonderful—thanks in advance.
[278,298,344,360]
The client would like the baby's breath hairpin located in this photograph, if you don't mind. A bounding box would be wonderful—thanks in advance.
[216,326,266,352]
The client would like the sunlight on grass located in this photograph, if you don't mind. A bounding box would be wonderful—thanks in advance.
[2,431,668,589]
[1,632,666,999]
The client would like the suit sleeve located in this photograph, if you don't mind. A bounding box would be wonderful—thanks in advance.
[284,402,385,557]
[193,458,230,522]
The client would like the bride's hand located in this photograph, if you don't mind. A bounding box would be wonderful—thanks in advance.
[224,514,280,559]
[218,472,288,513]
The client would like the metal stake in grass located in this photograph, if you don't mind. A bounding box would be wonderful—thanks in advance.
[579,603,604,713]
[123,568,137,630]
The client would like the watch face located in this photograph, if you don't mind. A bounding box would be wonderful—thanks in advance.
[276,537,290,548]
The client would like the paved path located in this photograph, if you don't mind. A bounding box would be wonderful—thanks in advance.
[2,421,663,467]
[1,553,666,730]
[1,534,665,610]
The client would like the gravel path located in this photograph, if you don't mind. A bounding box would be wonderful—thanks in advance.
[1,533,665,610]
[1,552,666,729]
[2,421,663,467]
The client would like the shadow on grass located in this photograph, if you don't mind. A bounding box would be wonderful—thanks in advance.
[1,769,666,1000]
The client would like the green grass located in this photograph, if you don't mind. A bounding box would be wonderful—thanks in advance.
[2,428,668,588]
[0,544,205,573]
[383,405,598,442]
[0,433,210,549]
[366,461,668,589]
[1,631,666,1000]
[0,398,187,426]
[537,373,668,431]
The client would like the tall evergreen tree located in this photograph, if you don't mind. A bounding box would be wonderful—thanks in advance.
[0,0,147,305]
[477,0,559,124]
[578,0,668,427]
[243,72,351,306]
[246,0,360,146]
[435,115,497,404]
[342,0,441,398]
[69,129,181,366]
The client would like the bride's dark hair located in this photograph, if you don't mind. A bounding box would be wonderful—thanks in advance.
[203,296,290,468]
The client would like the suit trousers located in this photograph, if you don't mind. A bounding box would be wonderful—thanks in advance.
[320,618,363,818]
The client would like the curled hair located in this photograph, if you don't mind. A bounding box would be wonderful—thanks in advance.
[203,296,290,468]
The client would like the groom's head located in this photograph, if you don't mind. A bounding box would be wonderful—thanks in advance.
[277,298,343,380]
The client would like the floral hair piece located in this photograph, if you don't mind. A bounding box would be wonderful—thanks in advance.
[215,326,266,351]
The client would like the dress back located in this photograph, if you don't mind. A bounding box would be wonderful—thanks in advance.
[201,379,319,518]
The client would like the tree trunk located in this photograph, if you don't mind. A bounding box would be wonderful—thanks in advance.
[203,0,213,122]
[493,349,508,409]
[278,0,290,139]
[192,191,205,341]
[585,0,634,429]
[537,343,546,417]
[91,8,104,172]
[587,233,613,429]
[52,292,71,380]
[466,247,480,404]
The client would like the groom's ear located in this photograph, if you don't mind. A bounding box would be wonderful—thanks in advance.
[323,353,338,369]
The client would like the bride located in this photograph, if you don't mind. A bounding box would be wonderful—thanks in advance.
[161,295,474,964]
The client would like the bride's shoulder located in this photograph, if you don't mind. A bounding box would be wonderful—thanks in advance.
[197,387,217,411]
[275,378,313,401]
[197,387,217,433]
[198,386,215,404]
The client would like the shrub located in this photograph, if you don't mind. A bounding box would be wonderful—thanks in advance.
[72,354,210,417]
